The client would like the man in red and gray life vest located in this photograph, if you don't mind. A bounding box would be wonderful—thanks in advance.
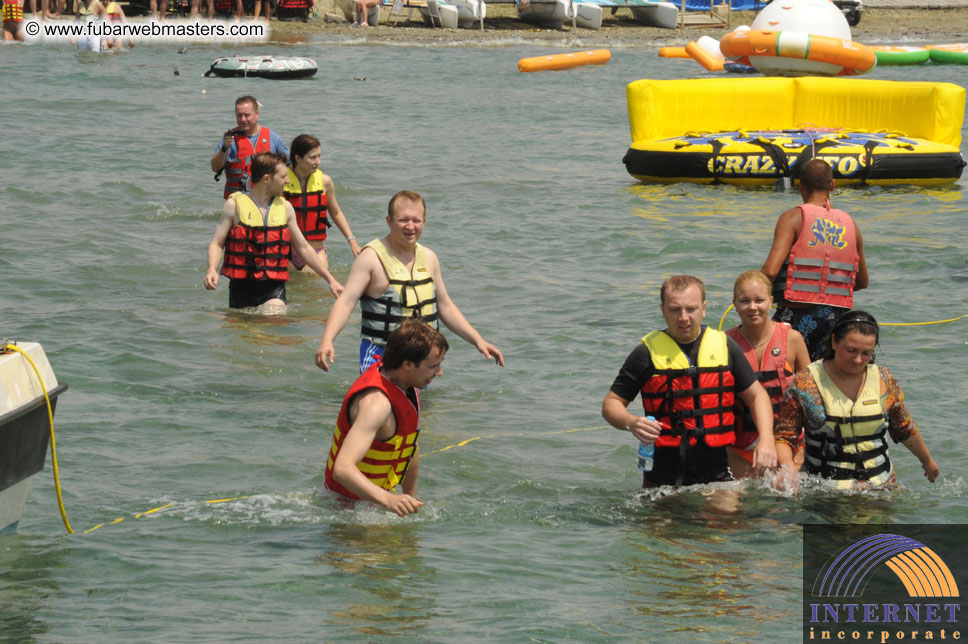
[210,95,289,200]
[761,158,869,361]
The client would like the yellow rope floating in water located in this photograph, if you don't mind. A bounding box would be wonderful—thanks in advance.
[82,427,614,533]
[717,305,967,331]
[1,343,73,535]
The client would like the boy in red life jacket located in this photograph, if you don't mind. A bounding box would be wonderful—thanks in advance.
[210,96,289,199]
[324,320,449,517]
[204,152,343,314]
[761,158,869,361]
[601,275,777,487]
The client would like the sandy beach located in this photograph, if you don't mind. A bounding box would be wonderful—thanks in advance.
[267,3,968,46]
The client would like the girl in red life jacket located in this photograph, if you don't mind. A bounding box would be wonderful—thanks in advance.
[725,270,810,479]
[283,134,361,272]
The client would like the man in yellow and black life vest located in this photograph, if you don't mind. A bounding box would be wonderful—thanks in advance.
[761,158,869,361]
[314,190,505,374]
[204,152,343,314]
[601,275,777,487]
[209,96,289,200]
[324,319,449,517]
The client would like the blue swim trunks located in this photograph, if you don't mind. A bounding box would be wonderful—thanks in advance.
[773,305,846,362]
[359,338,384,373]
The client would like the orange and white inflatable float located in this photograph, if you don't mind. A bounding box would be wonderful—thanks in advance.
[720,29,876,76]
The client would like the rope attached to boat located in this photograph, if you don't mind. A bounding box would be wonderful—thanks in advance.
[1,343,73,534]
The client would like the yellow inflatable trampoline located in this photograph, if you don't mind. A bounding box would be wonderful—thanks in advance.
[623,77,966,186]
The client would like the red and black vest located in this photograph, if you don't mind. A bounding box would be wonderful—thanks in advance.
[773,202,859,308]
[639,328,736,448]
[325,361,421,499]
[725,322,794,450]
[222,127,273,199]
[2,0,24,22]
[282,167,329,241]
[219,192,291,282]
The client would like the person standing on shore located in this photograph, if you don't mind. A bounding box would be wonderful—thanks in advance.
[204,152,343,313]
[315,189,504,373]
[761,158,869,361]
[324,319,448,516]
[210,96,289,200]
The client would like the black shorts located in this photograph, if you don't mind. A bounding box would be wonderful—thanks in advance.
[643,442,732,487]
[228,278,287,309]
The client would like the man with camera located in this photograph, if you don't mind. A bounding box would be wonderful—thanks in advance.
[210,95,289,200]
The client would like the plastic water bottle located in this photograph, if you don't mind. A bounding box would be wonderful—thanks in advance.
[636,416,656,472]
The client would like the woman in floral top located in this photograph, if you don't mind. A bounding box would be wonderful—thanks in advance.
[774,311,939,491]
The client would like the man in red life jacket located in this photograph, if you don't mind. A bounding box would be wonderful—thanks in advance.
[761,158,869,361]
[325,319,448,517]
[204,152,343,314]
[210,96,289,200]
[601,275,776,487]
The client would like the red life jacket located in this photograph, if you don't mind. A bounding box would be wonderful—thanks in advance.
[222,127,273,199]
[639,329,736,448]
[325,361,421,500]
[2,0,24,22]
[282,168,329,241]
[219,192,291,282]
[773,202,859,308]
[725,322,794,450]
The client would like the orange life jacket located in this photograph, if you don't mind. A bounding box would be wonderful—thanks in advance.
[324,361,421,499]
[222,128,273,199]
[639,328,736,448]
[282,168,329,241]
[219,192,291,282]
[725,322,794,450]
[773,202,859,308]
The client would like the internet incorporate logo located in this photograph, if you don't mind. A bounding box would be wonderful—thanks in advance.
[803,527,964,644]
[814,534,959,599]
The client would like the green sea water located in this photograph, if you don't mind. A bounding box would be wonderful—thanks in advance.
[1,38,967,643]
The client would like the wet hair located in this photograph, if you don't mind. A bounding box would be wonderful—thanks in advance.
[249,152,288,184]
[732,270,773,300]
[382,319,449,370]
[660,275,706,306]
[799,158,833,194]
[823,310,879,360]
[290,134,321,165]
[235,95,259,112]
[388,190,427,220]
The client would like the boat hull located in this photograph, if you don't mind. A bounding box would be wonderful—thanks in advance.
[629,1,677,28]
[1,343,67,535]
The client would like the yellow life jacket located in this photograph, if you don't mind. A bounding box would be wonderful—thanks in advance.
[359,238,438,345]
[804,361,891,489]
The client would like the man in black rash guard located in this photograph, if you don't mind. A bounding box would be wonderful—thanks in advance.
[601,275,777,487]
